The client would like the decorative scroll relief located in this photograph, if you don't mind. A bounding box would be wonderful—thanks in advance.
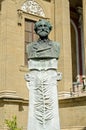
[21,0,45,17]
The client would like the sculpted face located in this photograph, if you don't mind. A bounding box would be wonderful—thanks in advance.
[34,19,52,38]
[36,21,50,37]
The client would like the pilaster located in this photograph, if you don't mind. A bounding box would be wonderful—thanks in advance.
[54,0,72,93]
[0,0,26,97]
[0,0,8,90]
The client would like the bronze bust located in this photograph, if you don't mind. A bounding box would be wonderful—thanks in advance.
[26,19,60,59]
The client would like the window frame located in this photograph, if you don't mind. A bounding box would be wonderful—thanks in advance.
[18,11,48,71]
[24,19,37,65]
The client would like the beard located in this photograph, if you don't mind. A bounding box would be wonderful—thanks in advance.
[37,29,50,37]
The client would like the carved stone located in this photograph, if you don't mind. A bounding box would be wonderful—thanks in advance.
[21,0,45,17]
[25,59,62,130]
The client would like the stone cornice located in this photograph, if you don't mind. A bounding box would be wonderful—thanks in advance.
[59,94,86,108]
[0,90,28,105]
[0,96,28,104]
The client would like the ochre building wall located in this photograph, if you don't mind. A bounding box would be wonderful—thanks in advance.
[0,0,86,130]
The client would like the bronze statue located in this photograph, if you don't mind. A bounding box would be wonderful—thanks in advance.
[26,19,60,59]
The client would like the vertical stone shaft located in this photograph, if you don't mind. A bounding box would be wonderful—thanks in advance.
[54,0,72,92]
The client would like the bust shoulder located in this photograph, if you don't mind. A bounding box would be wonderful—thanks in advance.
[26,41,37,51]
[50,41,60,52]
[52,41,60,47]
[27,41,36,47]
[52,41,60,57]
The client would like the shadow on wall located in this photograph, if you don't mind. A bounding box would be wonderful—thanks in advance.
[83,127,86,130]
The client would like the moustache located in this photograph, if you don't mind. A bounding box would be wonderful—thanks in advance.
[37,29,50,33]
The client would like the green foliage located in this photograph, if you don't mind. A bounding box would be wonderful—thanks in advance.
[5,116,22,130]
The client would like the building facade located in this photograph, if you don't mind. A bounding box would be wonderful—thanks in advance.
[0,0,86,130]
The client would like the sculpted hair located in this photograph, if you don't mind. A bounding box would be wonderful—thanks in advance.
[34,19,52,33]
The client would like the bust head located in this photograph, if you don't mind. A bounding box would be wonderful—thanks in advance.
[34,19,52,38]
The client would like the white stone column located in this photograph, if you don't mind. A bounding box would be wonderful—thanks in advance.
[54,0,72,93]
[25,59,62,130]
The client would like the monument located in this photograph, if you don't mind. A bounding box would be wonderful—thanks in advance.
[25,19,62,130]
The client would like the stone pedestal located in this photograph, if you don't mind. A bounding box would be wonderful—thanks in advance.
[25,59,61,130]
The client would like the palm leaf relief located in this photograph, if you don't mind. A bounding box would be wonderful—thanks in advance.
[34,76,54,128]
